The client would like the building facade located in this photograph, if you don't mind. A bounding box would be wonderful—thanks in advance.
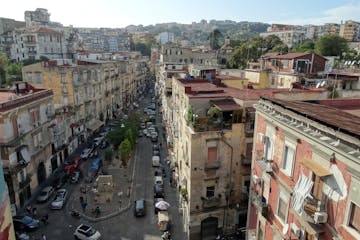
[247,97,360,240]
[0,82,54,209]
[339,20,360,42]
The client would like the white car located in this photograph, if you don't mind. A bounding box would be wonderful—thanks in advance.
[80,148,93,160]
[74,224,101,240]
[93,137,104,147]
[50,189,68,210]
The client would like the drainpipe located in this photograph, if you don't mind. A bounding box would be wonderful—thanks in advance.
[220,132,233,234]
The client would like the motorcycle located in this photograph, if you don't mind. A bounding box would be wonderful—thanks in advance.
[70,210,81,218]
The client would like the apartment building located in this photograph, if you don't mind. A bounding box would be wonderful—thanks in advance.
[339,20,360,42]
[260,25,306,48]
[0,82,54,209]
[10,26,66,62]
[243,53,327,89]
[247,97,360,240]
[159,44,218,65]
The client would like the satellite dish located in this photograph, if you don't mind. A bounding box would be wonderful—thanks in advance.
[282,223,289,235]
[316,82,320,88]
[320,81,326,87]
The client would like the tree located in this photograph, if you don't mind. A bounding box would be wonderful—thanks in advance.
[119,139,131,166]
[315,35,349,57]
[291,39,315,53]
[0,54,22,87]
[104,148,113,162]
[208,29,223,50]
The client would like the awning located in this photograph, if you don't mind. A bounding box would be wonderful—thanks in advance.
[301,159,332,177]
[290,209,324,235]
[20,147,31,163]
[210,99,242,111]
[87,120,104,132]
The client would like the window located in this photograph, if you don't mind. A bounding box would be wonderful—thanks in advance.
[281,141,296,177]
[35,72,42,83]
[206,186,215,198]
[283,60,289,67]
[348,202,360,235]
[264,137,274,161]
[276,191,289,223]
[207,147,217,164]
[271,77,275,85]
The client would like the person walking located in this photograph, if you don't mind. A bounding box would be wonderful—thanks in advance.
[41,214,49,225]
[32,207,37,217]
[42,234,47,240]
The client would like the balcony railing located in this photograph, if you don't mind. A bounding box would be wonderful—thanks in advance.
[302,194,328,224]
[205,161,220,170]
[257,156,273,173]
[19,176,31,189]
[252,192,268,218]
[202,196,221,209]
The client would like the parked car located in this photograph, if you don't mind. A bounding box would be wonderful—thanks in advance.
[80,148,93,160]
[36,186,54,203]
[154,184,164,198]
[50,188,68,210]
[158,211,171,232]
[153,144,160,151]
[154,197,165,214]
[53,173,68,189]
[151,135,158,142]
[15,231,30,240]
[154,176,163,186]
[152,156,161,167]
[99,140,108,149]
[13,216,40,232]
[134,199,146,217]
[73,224,101,240]
[153,150,160,156]
[93,137,104,147]
[71,171,81,183]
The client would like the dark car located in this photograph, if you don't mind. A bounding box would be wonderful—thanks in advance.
[13,216,40,232]
[152,144,159,151]
[53,173,69,189]
[134,199,146,217]
[154,184,164,198]
[99,140,108,149]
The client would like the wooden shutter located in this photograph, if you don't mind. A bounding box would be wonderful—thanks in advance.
[208,147,217,164]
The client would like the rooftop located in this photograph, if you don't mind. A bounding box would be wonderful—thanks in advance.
[264,97,360,137]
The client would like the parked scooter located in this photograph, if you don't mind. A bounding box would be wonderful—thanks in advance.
[70,210,81,218]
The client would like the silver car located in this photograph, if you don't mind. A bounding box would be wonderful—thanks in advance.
[36,186,54,203]
[50,189,68,209]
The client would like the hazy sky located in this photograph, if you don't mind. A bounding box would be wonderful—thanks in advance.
[1,0,360,28]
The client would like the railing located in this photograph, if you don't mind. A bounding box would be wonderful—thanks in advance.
[205,161,220,170]
[257,156,273,173]
[252,192,268,218]
[202,196,221,209]
[19,176,31,189]
[302,194,328,224]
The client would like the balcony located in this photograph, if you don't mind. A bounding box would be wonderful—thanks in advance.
[257,156,273,173]
[205,161,220,170]
[18,176,31,189]
[252,192,268,218]
[302,194,328,224]
[201,196,221,209]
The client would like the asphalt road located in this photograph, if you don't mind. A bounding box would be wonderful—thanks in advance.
[26,94,185,240]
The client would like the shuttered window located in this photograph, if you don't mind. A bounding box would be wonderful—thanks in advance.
[207,147,217,164]
[349,202,360,234]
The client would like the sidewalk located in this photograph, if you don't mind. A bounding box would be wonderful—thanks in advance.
[67,147,137,222]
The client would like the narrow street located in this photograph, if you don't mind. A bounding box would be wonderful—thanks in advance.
[26,92,185,240]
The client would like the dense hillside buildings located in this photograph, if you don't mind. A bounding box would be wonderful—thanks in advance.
[339,20,360,42]
[248,97,360,240]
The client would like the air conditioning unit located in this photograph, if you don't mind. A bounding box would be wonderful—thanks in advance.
[291,223,301,237]
[314,212,328,224]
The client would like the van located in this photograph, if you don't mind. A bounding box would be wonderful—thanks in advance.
[152,156,160,167]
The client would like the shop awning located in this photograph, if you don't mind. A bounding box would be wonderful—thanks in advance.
[301,159,332,177]
[87,120,104,132]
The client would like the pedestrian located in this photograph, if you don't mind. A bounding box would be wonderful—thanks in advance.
[32,207,37,217]
[41,214,49,225]
[26,205,32,215]
[81,201,87,212]
[42,234,46,240]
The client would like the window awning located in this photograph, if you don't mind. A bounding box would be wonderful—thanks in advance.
[301,159,332,177]
[87,120,104,132]
[20,147,31,163]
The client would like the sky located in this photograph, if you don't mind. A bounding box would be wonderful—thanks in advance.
[1,0,360,28]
